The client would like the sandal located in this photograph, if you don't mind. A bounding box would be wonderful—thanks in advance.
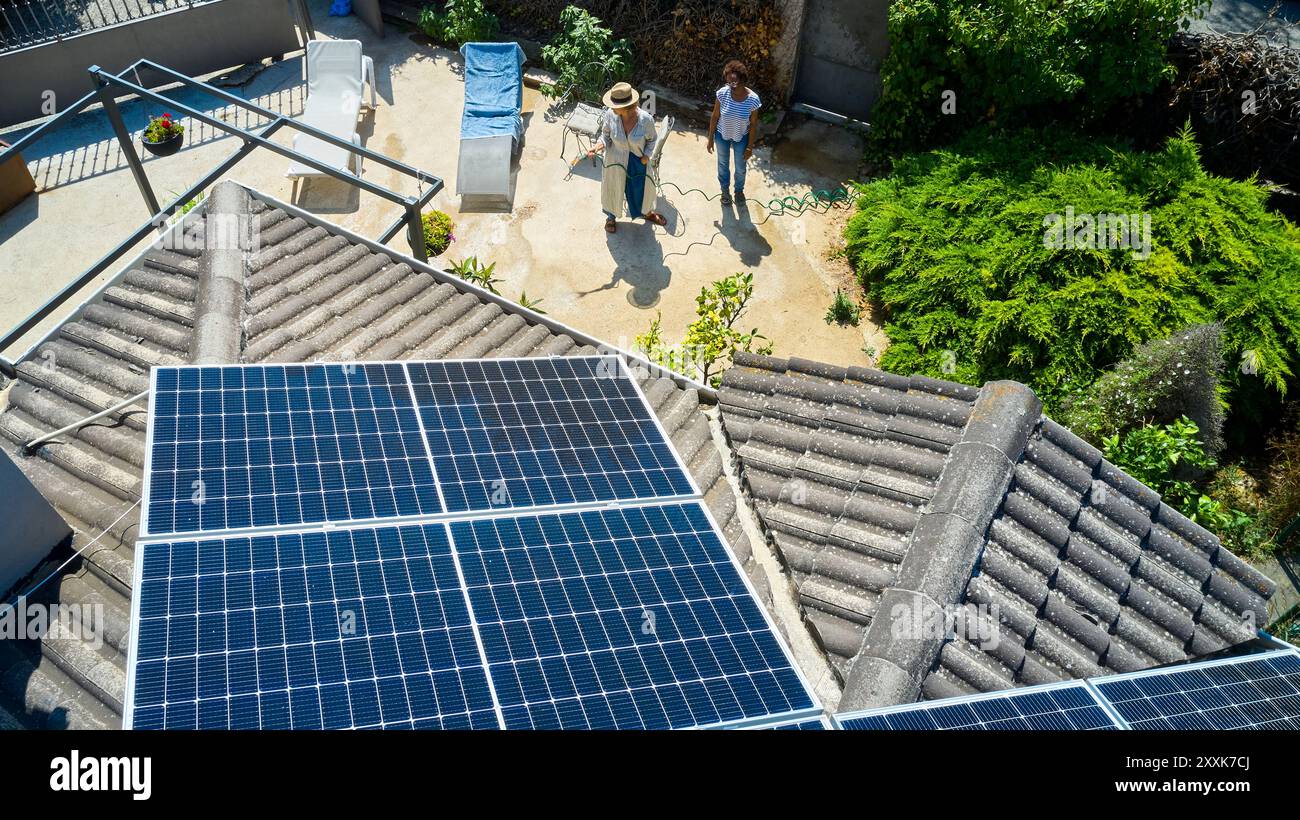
[605,218,617,234]
[644,212,666,226]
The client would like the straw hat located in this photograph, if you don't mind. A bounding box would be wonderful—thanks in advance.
[602,82,640,109]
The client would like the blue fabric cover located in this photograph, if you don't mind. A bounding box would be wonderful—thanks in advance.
[328,0,352,16]
[459,42,525,141]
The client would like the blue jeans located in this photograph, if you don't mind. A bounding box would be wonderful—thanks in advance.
[715,132,748,194]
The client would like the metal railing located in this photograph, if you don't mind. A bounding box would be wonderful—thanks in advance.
[0,58,444,372]
[0,0,218,51]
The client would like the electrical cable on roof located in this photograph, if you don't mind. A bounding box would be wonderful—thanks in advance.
[0,499,141,614]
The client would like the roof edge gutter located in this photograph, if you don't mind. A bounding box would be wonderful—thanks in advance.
[839,380,1043,710]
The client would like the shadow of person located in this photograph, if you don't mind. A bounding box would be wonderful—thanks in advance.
[717,199,773,267]
[579,220,672,308]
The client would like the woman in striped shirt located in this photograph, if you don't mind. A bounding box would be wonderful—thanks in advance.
[707,60,761,205]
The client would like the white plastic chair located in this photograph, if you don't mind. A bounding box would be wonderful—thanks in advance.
[286,39,377,182]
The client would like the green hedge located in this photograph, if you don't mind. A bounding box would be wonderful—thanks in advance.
[845,125,1300,417]
[870,0,1199,157]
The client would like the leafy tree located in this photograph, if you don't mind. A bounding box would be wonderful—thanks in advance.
[636,272,772,387]
[870,0,1201,156]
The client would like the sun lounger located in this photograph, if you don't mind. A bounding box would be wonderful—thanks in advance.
[457,42,525,204]
[286,39,377,181]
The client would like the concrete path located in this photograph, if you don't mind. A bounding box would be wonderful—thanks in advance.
[0,1,873,373]
[1189,0,1300,48]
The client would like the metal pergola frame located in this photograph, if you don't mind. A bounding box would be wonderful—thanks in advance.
[0,58,443,370]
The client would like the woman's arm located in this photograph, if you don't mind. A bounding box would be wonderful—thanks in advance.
[640,111,657,164]
[707,99,720,154]
[745,107,759,160]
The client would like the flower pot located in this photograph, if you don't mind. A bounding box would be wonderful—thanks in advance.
[142,132,183,157]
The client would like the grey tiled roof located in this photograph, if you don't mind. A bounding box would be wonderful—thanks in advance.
[718,354,1276,711]
[0,181,758,728]
[0,177,1278,728]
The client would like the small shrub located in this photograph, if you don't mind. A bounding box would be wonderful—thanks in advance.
[517,291,546,314]
[540,6,632,101]
[421,210,455,257]
[825,288,862,327]
[446,255,499,292]
[636,272,772,387]
[1104,417,1266,556]
[1061,324,1226,457]
[419,0,498,47]
[143,113,184,143]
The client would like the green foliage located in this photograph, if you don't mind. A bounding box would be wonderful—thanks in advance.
[540,6,632,101]
[446,255,499,292]
[1061,323,1226,456]
[166,189,205,225]
[143,113,183,143]
[869,0,1199,156]
[419,0,499,46]
[517,291,546,313]
[636,272,772,387]
[845,125,1300,416]
[421,210,455,257]
[1105,417,1267,556]
[825,288,862,327]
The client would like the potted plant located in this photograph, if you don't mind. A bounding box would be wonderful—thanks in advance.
[142,113,185,157]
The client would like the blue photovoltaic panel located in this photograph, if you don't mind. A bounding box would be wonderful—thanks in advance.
[449,501,816,730]
[145,363,441,537]
[407,357,695,513]
[127,522,498,730]
[1096,650,1300,730]
[835,682,1121,731]
[750,716,831,730]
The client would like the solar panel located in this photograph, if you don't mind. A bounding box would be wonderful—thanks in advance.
[125,522,498,730]
[834,681,1122,730]
[1095,650,1300,730]
[143,363,441,537]
[406,357,696,513]
[448,501,817,729]
[128,357,818,730]
[745,715,832,730]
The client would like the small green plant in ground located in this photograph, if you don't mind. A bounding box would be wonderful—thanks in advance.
[825,288,862,326]
[446,255,499,293]
[636,272,772,388]
[418,0,498,46]
[143,112,183,143]
[517,291,545,314]
[540,6,632,101]
[166,189,206,224]
[421,210,455,257]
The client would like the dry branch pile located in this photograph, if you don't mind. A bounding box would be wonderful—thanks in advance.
[1168,29,1300,185]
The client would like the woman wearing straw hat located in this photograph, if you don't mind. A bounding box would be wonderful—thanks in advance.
[585,82,667,233]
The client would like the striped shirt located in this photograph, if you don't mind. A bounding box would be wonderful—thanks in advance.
[715,86,760,142]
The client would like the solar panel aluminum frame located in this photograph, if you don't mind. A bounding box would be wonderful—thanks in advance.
[136,355,703,541]
[830,679,1125,731]
[730,714,833,730]
[123,500,824,730]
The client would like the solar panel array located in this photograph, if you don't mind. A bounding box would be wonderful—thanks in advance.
[127,357,820,730]
[1095,650,1300,730]
[835,682,1121,731]
[834,649,1300,731]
